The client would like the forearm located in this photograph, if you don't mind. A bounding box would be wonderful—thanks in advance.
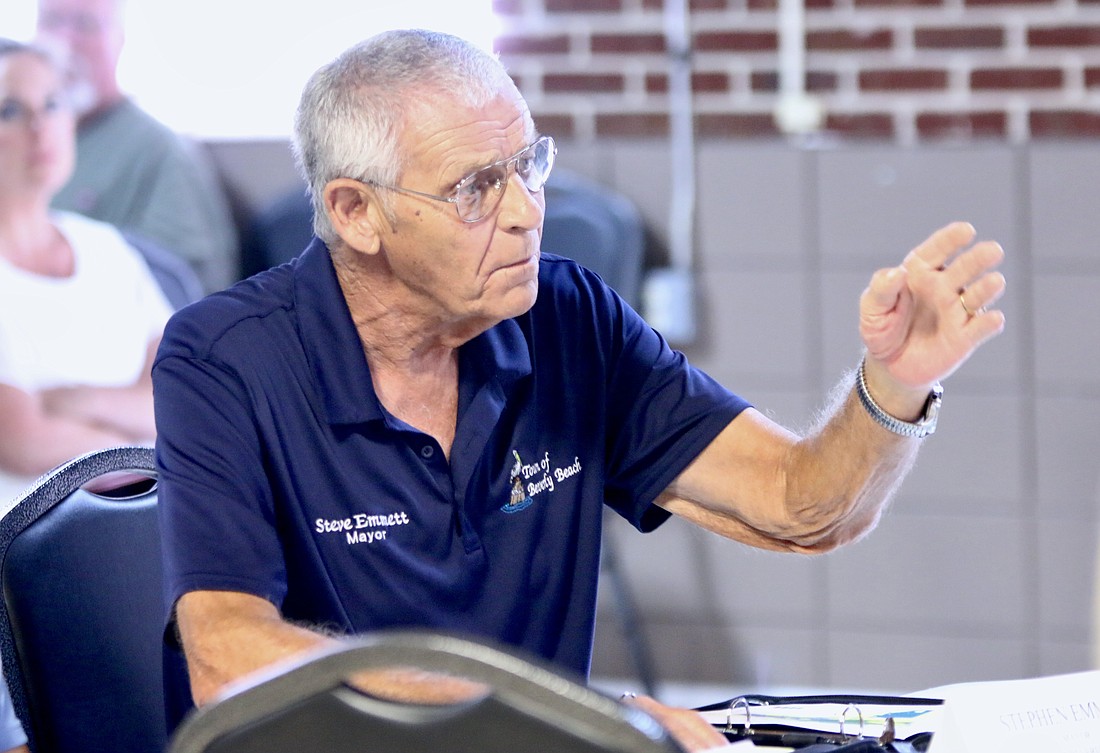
[178,591,486,708]
[41,383,156,441]
[679,221,1006,552]
[177,591,336,707]
[779,370,921,550]
[0,412,131,477]
[659,363,925,553]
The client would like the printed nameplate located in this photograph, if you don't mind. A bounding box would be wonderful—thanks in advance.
[925,669,1100,753]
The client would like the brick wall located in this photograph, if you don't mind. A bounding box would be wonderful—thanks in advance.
[494,0,1100,143]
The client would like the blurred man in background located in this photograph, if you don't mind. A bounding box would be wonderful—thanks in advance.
[36,0,239,293]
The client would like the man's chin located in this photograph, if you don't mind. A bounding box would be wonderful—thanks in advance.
[67,80,99,117]
[477,280,538,325]
[504,279,539,319]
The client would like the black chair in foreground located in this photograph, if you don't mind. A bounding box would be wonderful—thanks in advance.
[168,630,686,753]
[0,446,166,753]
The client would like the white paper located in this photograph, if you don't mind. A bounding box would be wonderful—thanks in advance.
[925,669,1100,753]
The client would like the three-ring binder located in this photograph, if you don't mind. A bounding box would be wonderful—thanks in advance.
[697,692,944,750]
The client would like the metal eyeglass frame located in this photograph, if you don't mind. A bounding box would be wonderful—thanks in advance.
[365,135,557,223]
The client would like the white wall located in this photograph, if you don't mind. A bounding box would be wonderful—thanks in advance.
[576,139,1100,695]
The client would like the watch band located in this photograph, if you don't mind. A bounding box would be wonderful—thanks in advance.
[856,356,942,439]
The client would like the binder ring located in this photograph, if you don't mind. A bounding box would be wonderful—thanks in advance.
[838,702,864,738]
[726,696,751,733]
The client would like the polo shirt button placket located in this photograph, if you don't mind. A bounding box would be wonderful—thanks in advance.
[420,445,435,459]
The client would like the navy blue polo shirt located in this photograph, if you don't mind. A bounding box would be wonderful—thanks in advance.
[154,239,748,677]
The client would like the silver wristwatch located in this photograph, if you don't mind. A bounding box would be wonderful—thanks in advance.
[856,357,942,439]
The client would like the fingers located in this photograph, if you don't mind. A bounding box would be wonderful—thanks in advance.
[944,240,1005,297]
[862,266,908,315]
[959,279,1008,348]
[904,221,977,271]
[857,221,1007,390]
[859,266,912,360]
[908,222,1006,328]
[956,250,1007,349]
[624,695,729,751]
[860,266,911,340]
[958,270,1006,318]
[965,306,1007,348]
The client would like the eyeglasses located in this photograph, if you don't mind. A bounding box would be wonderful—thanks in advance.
[367,135,557,223]
[0,94,70,127]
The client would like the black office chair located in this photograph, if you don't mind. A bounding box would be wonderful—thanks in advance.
[0,446,167,753]
[168,630,684,753]
[542,168,646,308]
[238,187,314,278]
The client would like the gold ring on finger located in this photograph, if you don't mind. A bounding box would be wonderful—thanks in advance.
[959,291,975,317]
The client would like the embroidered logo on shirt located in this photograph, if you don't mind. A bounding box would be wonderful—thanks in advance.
[501,449,583,514]
[314,511,410,546]
[503,450,534,513]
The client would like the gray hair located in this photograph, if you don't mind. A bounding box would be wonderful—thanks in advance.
[292,29,524,245]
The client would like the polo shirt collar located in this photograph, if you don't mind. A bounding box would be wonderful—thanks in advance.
[292,239,532,427]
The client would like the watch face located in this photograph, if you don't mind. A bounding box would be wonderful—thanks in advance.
[922,385,943,424]
[856,358,941,438]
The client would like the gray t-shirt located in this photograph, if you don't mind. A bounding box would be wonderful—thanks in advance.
[51,98,239,293]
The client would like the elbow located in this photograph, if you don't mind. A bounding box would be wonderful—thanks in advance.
[181,641,242,708]
[778,496,885,553]
[188,675,221,709]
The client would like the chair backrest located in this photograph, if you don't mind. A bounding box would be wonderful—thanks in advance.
[168,630,685,753]
[542,169,646,309]
[123,230,206,310]
[0,446,166,753]
[239,188,315,278]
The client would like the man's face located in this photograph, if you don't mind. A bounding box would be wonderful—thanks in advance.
[36,0,123,113]
[371,89,546,331]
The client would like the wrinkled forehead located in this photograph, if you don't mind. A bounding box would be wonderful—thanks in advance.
[402,85,537,146]
[399,90,536,178]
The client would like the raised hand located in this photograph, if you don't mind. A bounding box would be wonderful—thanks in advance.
[858,221,1006,392]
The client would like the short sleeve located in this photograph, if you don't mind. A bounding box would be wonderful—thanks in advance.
[548,262,750,532]
[154,348,288,617]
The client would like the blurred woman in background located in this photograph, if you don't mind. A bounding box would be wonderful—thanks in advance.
[0,38,171,507]
[0,663,26,753]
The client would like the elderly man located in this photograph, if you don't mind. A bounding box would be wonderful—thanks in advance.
[35,0,239,292]
[153,29,1006,750]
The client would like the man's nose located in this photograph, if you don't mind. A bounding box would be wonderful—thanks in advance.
[498,171,544,230]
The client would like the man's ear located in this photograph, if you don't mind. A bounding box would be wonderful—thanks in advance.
[323,178,382,255]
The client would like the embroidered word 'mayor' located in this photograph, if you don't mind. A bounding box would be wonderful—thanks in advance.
[314,511,411,545]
